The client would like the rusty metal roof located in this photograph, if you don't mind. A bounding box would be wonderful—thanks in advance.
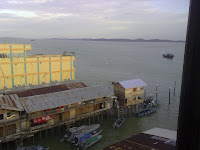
[19,85,113,113]
[104,131,176,150]
[7,82,87,98]
[0,94,23,111]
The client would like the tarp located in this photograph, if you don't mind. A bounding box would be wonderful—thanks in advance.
[80,133,91,142]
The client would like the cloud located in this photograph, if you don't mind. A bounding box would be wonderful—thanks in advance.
[7,0,54,4]
[0,9,38,18]
[0,0,189,40]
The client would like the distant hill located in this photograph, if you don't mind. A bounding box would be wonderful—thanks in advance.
[51,38,185,43]
[80,38,185,42]
[0,37,185,43]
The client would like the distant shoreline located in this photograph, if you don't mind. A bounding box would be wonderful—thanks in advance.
[0,37,185,43]
[51,38,185,43]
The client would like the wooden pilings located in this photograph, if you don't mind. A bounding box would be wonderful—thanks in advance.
[169,87,171,105]
[156,84,158,100]
[174,81,176,95]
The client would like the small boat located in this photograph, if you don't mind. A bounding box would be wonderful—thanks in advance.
[62,124,100,142]
[61,125,88,142]
[72,129,102,146]
[163,53,174,59]
[112,117,125,129]
[136,108,156,117]
[16,145,49,150]
[144,96,159,107]
[78,135,102,150]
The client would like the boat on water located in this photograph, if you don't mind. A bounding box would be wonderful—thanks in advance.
[112,117,125,129]
[78,135,102,150]
[143,96,159,108]
[16,145,49,150]
[61,125,87,142]
[72,129,102,146]
[135,108,156,117]
[163,53,174,59]
[61,124,100,142]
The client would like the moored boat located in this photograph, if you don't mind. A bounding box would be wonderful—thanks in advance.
[72,129,102,146]
[16,145,49,150]
[163,53,174,59]
[61,125,88,142]
[112,117,125,129]
[136,108,156,117]
[62,124,100,142]
[78,135,102,150]
[143,96,159,107]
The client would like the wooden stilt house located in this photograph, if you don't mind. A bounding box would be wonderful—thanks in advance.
[114,79,147,106]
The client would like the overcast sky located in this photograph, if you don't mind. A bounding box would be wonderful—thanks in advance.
[0,0,189,40]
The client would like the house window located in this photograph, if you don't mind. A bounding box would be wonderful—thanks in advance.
[133,88,137,92]
[0,114,3,120]
[7,112,15,119]
[133,97,136,100]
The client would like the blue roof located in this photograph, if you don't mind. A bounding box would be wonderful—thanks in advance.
[119,79,147,89]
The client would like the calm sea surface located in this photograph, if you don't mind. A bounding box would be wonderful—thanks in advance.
[0,38,185,150]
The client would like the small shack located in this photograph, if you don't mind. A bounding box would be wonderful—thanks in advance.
[114,78,147,107]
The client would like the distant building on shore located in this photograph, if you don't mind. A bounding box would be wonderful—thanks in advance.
[0,44,75,90]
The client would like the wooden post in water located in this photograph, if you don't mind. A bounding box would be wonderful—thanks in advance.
[156,84,158,100]
[169,87,171,105]
[7,142,9,149]
[88,117,90,125]
[46,129,47,138]
[67,123,69,130]
[174,81,176,95]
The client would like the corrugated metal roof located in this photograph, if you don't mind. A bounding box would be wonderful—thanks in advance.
[19,85,113,113]
[119,78,147,89]
[6,82,87,98]
[0,94,23,111]
[143,128,177,141]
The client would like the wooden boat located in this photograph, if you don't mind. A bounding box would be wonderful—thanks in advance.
[143,96,159,107]
[78,135,102,150]
[163,53,174,59]
[62,124,100,142]
[135,108,156,117]
[61,125,88,142]
[72,129,102,146]
[112,117,125,129]
[16,145,49,150]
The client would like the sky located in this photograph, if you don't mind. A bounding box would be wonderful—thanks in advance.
[0,0,189,40]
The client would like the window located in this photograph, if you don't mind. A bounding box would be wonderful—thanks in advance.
[0,114,3,120]
[133,88,137,92]
[7,112,15,119]
[133,97,136,100]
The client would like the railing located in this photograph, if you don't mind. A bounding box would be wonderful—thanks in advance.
[127,99,143,106]
[0,116,26,127]
[30,107,110,131]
